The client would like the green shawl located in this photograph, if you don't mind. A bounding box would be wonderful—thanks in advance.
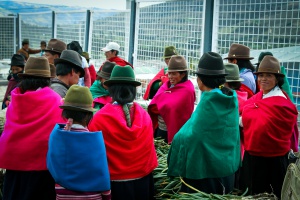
[281,66,294,103]
[167,89,241,179]
[89,80,109,99]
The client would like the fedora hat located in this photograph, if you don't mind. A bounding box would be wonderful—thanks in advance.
[254,56,284,77]
[255,51,273,65]
[167,55,188,72]
[82,52,90,60]
[18,57,52,78]
[97,61,116,80]
[54,50,85,78]
[163,46,178,59]
[60,85,95,112]
[104,65,141,87]
[194,52,228,76]
[10,54,25,67]
[224,63,244,82]
[224,43,254,60]
[45,39,67,54]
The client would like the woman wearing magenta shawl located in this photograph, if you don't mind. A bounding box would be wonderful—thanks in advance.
[88,66,158,200]
[239,56,298,198]
[167,52,241,194]
[0,57,64,199]
[148,55,195,144]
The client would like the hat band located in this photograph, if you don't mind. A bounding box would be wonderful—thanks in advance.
[99,71,111,77]
[46,47,62,52]
[197,68,225,75]
[25,69,50,75]
[226,76,239,80]
[63,102,92,108]
[110,77,135,81]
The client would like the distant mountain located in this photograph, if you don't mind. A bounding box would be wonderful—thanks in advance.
[0,0,105,16]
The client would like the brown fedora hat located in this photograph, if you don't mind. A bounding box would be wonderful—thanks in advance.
[167,55,189,72]
[224,43,254,60]
[45,39,67,54]
[97,61,116,80]
[254,56,284,77]
[18,57,52,78]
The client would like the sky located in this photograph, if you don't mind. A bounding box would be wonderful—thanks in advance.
[12,0,128,10]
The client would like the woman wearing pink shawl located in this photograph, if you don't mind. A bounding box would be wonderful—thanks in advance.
[0,57,64,200]
[148,55,195,144]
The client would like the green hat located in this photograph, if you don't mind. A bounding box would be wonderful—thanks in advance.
[254,55,284,77]
[104,65,141,87]
[60,85,95,112]
[22,39,29,44]
[256,51,273,65]
[163,46,178,59]
[224,63,244,82]
[82,52,90,60]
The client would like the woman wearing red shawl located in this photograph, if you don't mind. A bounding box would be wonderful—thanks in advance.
[88,65,158,200]
[148,55,195,144]
[0,57,64,200]
[240,56,298,198]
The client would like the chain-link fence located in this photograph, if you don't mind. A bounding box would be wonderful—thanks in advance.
[0,16,15,60]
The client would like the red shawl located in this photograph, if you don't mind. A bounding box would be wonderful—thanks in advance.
[242,91,298,157]
[143,68,168,100]
[0,87,64,170]
[148,80,195,143]
[88,103,158,180]
[240,84,254,99]
[99,57,133,70]
[236,90,248,114]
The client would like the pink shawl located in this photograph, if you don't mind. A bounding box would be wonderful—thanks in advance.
[0,87,65,170]
[148,80,195,143]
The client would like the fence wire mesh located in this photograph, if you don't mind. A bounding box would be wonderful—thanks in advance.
[0,17,15,60]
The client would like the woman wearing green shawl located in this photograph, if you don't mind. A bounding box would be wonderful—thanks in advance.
[167,52,241,194]
[90,61,116,112]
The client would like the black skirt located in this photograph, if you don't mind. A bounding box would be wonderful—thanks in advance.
[110,173,155,200]
[2,170,56,200]
[239,151,289,198]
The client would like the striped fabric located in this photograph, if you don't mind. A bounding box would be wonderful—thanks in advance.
[55,184,110,200]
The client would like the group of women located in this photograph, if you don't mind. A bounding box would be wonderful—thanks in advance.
[0,42,298,200]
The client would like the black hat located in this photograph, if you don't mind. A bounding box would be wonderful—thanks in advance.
[54,50,85,78]
[10,54,25,67]
[22,39,29,45]
[194,52,227,77]
[67,41,83,55]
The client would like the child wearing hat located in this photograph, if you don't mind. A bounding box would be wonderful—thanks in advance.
[2,54,25,109]
[88,65,157,200]
[0,57,64,199]
[90,61,116,112]
[168,52,240,194]
[47,85,111,200]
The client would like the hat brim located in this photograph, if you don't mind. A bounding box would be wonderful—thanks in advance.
[253,71,285,77]
[167,69,189,72]
[18,73,53,78]
[104,79,141,87]
[226,78,244,82]
[193,71,228,77]
[59,105,96,112]
[224,56,254,60]
[101,47,111,52]
[54,58,85,78]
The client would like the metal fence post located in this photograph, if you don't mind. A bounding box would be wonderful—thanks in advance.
[52,11,56,38]
[202,0,214,53]
[128,0,136,65]
[84,10,91,52]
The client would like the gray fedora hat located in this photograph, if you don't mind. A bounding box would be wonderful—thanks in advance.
[224,63,244,82]
[54,50,85,78]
